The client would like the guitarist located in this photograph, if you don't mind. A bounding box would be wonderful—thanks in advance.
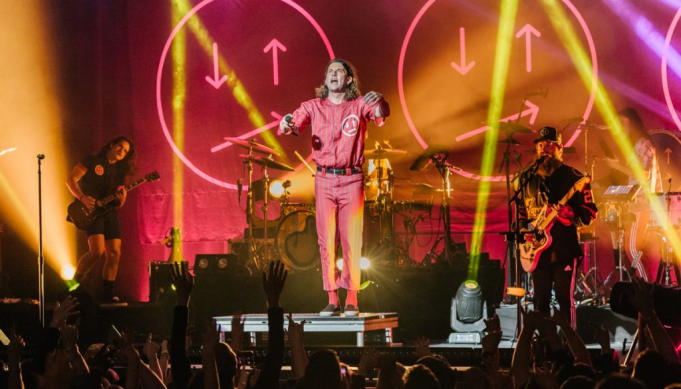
[66,136,136,302]
[513,127,598,324]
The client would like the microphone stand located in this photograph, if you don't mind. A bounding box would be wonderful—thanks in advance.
[37,154,45,326]
[507,157,544,336]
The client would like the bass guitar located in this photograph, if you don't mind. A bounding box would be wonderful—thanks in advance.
[67,171,160,230]
[519,176,590,272]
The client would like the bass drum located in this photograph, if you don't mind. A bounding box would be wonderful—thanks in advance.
[650,129,681,191]
[275,210,320,271]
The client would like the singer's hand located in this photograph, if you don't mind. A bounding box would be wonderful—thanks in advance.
[279,114,294,135]
[363,91,384,106]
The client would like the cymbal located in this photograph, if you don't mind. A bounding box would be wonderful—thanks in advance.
[498,122,532,133]
[410,145,450,171]
[499,139,521,145]
[239,154,294,171]
[413,183,440,196]
[364,148,408,157]
[225,137,280,156]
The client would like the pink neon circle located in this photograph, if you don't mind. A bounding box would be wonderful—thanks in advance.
[397,0,598,181]
[156,0,334,189]
[662,7,681,132]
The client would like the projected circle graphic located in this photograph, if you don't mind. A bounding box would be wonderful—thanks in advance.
[662,7,681,132]
[398,0,598,181]
[156,0,334,189]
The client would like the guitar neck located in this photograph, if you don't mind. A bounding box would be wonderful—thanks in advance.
[96,178,147,207]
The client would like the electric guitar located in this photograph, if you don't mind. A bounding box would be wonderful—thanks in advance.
[519,176,591,272]
[67,172,160,230]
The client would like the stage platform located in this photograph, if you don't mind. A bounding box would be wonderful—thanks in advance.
[214,312,399,346]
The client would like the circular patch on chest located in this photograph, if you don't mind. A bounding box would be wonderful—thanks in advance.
[341,115,360,137]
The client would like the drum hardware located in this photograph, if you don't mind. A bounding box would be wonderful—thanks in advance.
[574,232,604,305]
[601,185,643,296]
[653,181,681,286]
[227,137,292,271]
[410,145,461,265]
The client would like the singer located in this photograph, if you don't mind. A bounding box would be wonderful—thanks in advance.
[513,127,597,324]
[66,136,136,302]
[279,59,389,317]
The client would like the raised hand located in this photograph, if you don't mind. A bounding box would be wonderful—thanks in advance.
[484,314,501,333]
[60,323,79,351]
[8,330,25,366]
[143,333,160,360]
[356,347,378,377]
[171,261,193,307]
[231,312,245,352]
[286,313,306,345]
[413,336,432,359]
[50,296,80,329]
[262,260,287,308]
[523,309,544,330]
[202,319,220,355]
[481,330,503,353]
[119,331,140,365]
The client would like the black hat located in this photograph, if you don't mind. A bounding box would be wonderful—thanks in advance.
[534,126,562,144]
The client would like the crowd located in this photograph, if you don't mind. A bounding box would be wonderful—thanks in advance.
[2,261,681,389]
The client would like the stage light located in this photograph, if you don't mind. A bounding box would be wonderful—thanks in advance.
[360,257,371,270]
[269,179,285,199]
[336,258,344,271]
[449,280,487,344]
[60,264,76,281]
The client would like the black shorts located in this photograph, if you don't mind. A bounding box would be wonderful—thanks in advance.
[85,210,121,240]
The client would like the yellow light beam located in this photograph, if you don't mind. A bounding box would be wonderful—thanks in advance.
[172,1,186,259]
[174,0,285,159]
[469,0,520,281]
[541,0,681,264]
[0,1,76,282]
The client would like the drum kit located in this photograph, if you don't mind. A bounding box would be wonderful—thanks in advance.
[227,137,443,271]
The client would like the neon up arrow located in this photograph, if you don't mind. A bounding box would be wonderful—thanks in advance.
[205,43,228,89]
[264,39,287,86]
[665,148,672,165]
[211,111,284,153]
[455,100,539,142]
[515,24,541,73]
[451,27,475,75]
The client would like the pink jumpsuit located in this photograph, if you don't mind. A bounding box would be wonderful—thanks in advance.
[291,97,384,290]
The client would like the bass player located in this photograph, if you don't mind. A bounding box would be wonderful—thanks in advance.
[513,127,598,324]
[66,136,136,302]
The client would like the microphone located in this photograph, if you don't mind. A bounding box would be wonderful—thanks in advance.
[237,179,243,204]
[37,154,45,160]
[532,155,549,168]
